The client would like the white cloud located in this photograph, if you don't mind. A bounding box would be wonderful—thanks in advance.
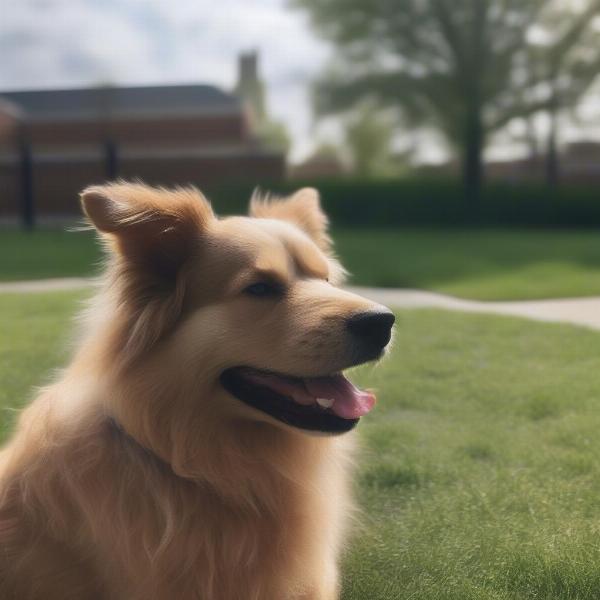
[0,0,331,160]
[4,1,599,166]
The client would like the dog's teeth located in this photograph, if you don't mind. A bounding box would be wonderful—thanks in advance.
[316,398,334,409]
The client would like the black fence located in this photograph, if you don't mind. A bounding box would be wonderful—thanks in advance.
[5,145,600,229]
[1,141,284,229]
[2,141,118,229]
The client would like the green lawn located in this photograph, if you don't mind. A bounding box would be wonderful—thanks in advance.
[4,227,600,300]
[348,311,600,599]
[3,291,600,598]
[336,228,600,300]
[0,229,600,300]
[0,291,86,440]
[0,230,102,281]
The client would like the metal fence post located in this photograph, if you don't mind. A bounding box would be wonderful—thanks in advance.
[19,139,34,230]
[105,139,118,181]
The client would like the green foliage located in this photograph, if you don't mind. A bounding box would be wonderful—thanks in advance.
[208,178,600,227]
[257,119,291,153]
[344,103,395,176]
[5,296,600,598]
[530,0,600,111]
[523,1,600,183]
[293,0,554,139]
[294,0,600,196]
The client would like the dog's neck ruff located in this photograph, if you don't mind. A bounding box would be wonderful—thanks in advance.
[107,416,175,475]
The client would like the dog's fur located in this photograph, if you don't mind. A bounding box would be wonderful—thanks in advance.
[0,183,387,599]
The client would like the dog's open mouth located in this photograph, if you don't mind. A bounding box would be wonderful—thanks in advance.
[220,367,376,434]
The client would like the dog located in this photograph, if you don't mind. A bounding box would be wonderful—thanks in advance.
[0,183,394,599]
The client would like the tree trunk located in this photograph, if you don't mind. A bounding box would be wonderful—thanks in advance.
[526,115,540,177]
[545,103,560,187]
[462,106,484,207]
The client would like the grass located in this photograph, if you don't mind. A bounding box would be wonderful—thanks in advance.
[0,291,84,440]
[0,230,101,281]
[4,227,600,300]
[346,310,600,599]
[336,228,600,300]
[3,292,600,598]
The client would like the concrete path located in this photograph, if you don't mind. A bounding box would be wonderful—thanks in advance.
[0,277,94,294]
[2,277,600,331]
[347,286,600,331]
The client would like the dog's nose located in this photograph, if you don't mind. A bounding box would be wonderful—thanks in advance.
[347,310,395,350]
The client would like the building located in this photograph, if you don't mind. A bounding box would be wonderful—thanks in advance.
[289,151,349,180]
[0,57,285,223]
[234,51,289,155]
[486,141,600,184]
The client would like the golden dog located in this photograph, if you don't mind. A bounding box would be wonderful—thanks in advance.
[0,183,394,599]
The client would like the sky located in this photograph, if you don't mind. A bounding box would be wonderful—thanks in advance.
[0,0,333,161]
[2,0,600,164]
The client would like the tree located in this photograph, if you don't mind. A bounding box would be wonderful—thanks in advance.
[257,120,291,153]
[344,102,394,176]
[294,0,600,200]
[526,1,600,185]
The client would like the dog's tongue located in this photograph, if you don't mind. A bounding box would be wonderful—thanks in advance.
[242,371,376,419]
[304,374,376,419]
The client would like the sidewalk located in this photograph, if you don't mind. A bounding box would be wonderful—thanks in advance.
[346,286,600,331]
[2,278,600,331]
[0,277,94,293]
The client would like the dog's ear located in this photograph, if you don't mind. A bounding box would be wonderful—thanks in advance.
[80,182,215,362]
[249,187,331,252]
[81,182,214,280]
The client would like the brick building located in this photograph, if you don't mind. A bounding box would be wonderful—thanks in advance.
[0,64,285,223]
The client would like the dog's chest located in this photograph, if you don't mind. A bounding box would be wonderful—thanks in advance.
[110,482,339,600]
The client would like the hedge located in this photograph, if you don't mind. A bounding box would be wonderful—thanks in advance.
[204,178,600,228]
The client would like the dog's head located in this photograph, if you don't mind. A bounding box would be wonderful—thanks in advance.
[81,183,394,437]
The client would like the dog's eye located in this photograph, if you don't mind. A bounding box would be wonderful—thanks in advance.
[244,281,282,298]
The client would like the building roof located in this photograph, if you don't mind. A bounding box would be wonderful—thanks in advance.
[0,84,242,121]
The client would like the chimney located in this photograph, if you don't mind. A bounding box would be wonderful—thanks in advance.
[237,51,259,88]
[235,51,265,123]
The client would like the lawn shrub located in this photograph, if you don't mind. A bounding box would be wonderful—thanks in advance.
[206,178,600,228]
